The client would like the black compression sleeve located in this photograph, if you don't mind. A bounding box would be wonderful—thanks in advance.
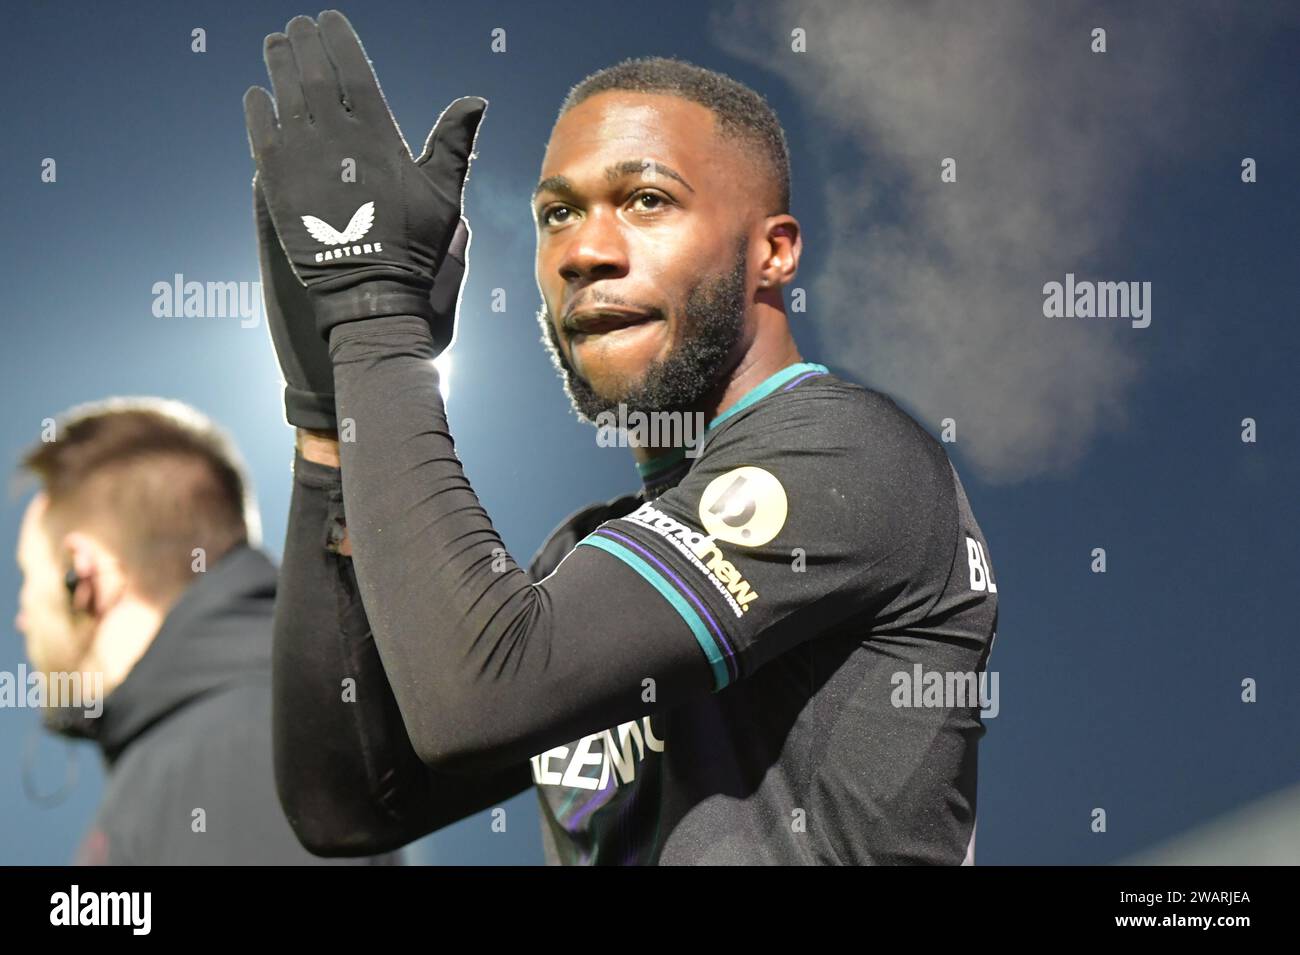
[329,316,713,775]
[272,450,532,856]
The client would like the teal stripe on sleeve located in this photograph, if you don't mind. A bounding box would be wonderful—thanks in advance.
[578,535,730,691]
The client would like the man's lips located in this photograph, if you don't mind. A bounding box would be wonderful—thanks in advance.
[565,308,661,337]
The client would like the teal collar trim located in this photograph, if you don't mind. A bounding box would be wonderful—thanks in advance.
[635,446,688,479]
[705,362,829,434]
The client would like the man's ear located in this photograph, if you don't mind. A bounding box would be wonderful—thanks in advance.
[62,532,96,615]
[61,531,121,618]
[758,214,801,289]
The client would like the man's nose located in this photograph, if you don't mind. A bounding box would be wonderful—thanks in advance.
[558,209,629,284]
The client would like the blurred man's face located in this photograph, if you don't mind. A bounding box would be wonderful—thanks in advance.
[14,494,87,674]
[533,91,764,420]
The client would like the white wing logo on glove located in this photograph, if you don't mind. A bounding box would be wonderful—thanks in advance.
[301,202,375,246]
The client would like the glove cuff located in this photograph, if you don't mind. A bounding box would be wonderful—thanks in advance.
[283,385,338,433]
[312,280,436,340]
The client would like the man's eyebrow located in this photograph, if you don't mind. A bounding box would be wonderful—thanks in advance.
[532,159,695,201]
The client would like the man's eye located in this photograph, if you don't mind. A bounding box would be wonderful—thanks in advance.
[539,193,668,226]
[633,191,667,211]
[541,205,572,226]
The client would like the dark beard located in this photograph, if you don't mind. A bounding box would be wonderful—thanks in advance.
[536,236,749,423]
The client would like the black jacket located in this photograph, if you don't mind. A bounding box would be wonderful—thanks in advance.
[64,544,398,865]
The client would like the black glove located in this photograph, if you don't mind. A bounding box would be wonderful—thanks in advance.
[243,10,484,340]
[257,176,471,431]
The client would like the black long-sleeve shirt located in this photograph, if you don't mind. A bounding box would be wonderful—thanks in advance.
[273,313,999,863]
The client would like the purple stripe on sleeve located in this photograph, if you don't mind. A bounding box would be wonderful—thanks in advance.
[595,527,738,680]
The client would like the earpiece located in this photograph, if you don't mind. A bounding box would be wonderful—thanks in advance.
[65,568,88,614]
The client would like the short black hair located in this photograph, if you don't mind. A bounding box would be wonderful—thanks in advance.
[558,56,791,215]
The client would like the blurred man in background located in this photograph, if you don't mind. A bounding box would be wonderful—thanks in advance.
[13,396,396,865]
